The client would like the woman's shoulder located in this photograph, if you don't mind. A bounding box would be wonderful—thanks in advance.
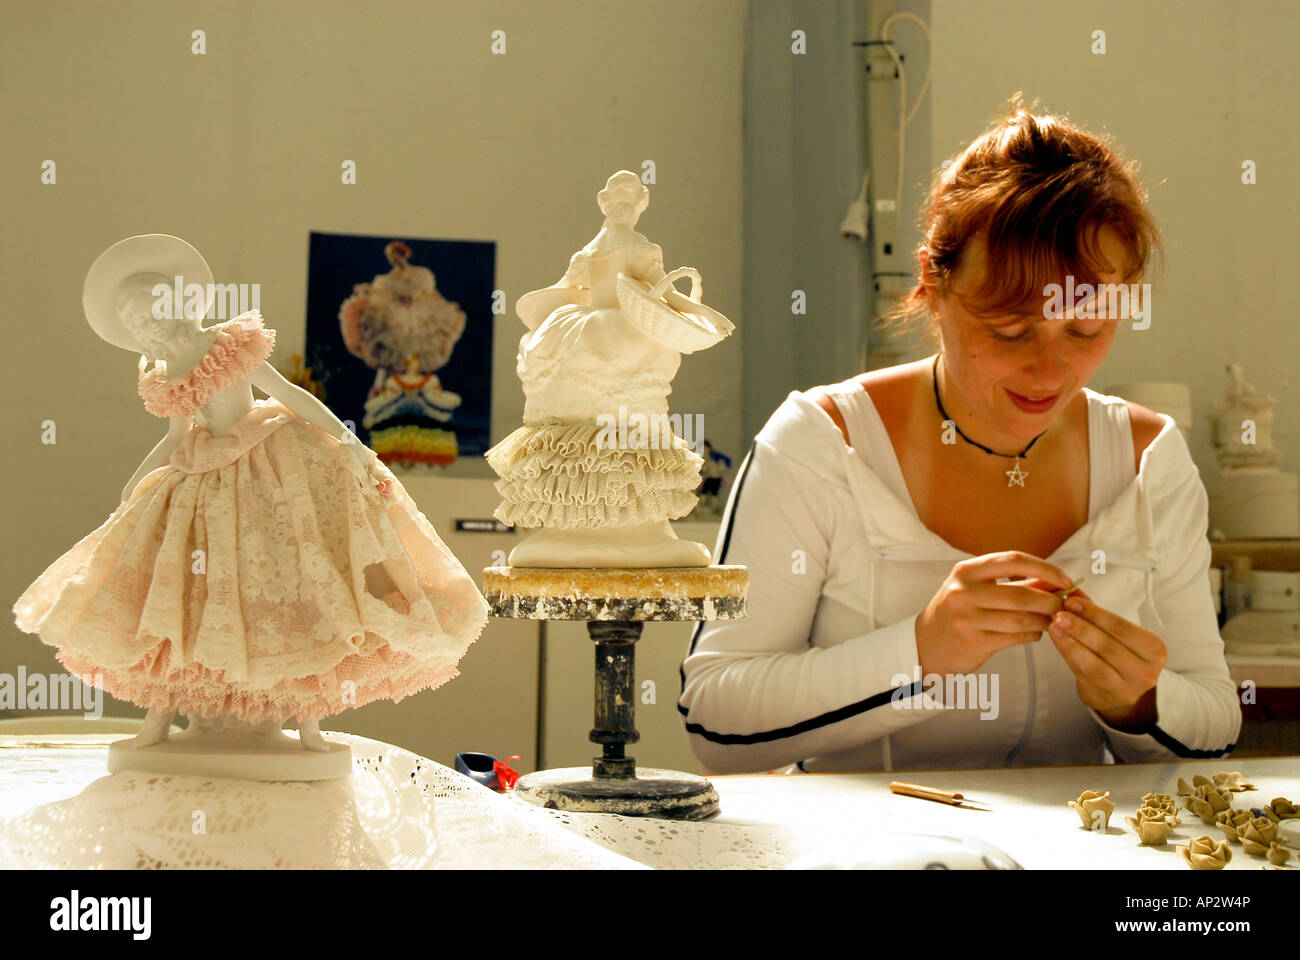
[1125,401,1166,472]
[807,360,926,447]
[1091,391,1190,501]
[753,387,855,487]
[1085,388,1178,479]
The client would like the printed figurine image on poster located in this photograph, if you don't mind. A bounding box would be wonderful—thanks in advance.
[305,233,495,475]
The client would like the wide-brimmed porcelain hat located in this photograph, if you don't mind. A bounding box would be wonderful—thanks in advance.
[83,235,215,352]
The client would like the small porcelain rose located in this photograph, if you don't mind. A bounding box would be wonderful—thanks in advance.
[1184,784,1234,824]
[1176,774,1219,796]
[1264,842,1292,866]
[1215,808,1254,843]
[1210,771,1256,792]
[1126,807,1173,846]
[1263,797,1300,821]
[1178,836,1232,870]
[1068,790,1116,830]
[1139,793,1180,825]
[1240,816,1279,855]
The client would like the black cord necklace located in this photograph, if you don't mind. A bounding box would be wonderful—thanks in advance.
[931,353,1048,488]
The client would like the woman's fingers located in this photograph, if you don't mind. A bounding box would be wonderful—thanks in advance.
[961,552,1072,590]
[1051,610,1135,674]
[1062,592,1163,663]
[1049,623,1130,689]
[969,580,1064,617]
[970,607,1054,636]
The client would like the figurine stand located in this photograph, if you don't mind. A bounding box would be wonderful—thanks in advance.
[484,565,747,820]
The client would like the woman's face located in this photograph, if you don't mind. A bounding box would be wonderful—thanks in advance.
[931,226,1129,447]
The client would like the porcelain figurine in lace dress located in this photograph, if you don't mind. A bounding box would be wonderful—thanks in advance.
[486,171,735,567]
[13,236,488,767]
[341,241,468,466]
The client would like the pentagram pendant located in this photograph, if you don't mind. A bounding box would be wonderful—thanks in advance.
[1006,458,1028,487]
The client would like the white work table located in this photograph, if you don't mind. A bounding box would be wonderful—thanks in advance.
[708,756,1300,869]
[1,734,1296,869]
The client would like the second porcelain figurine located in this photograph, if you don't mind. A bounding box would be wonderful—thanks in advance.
[487,170,736,568]
[12,235,488,779]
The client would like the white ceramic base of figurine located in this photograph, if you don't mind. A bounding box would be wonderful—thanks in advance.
[1206,468,1300,539]
[507,518,711,568]
[107,715,352,781]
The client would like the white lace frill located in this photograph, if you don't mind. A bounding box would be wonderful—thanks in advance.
[485,419,703,529]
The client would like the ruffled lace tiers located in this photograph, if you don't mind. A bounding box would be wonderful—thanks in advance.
[486,419,703,529]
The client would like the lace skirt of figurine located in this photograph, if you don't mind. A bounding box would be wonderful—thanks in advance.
[485,418,704,528]
[12,399,488,723]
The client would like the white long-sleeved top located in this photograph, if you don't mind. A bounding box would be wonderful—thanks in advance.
[678,379,1241,774]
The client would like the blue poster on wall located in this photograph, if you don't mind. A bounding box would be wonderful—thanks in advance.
[304,232,495,475]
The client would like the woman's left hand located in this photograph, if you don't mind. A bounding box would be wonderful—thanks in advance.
[1047,589,1166,732]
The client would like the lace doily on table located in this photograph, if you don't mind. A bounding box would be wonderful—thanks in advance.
[0,734,819,869]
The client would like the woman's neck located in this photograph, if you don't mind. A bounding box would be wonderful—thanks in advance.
[932,354,1069,458]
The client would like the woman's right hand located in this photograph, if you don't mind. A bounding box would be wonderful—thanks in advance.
[914,551,1074,676]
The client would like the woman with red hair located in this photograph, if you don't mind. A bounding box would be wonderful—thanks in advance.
[680,97,1240,774]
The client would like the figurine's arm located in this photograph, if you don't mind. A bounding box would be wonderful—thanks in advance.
[560,250,590,289]
[121,417,192,501]
[247,362,373,463]
[516,251,589,330]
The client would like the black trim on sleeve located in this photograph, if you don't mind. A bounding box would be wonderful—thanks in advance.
[1147,725,1237,759]
[681,683,923,744]
[678,444,756,701]
[675,439,923,745]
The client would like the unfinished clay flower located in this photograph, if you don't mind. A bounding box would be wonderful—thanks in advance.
[1210,771,1256,792]
[1265,842,1292,866]
[1241,817,1279,855]
[1184,784,1234,824]
[1176,774,1214,796]
[1069,790,1115,830]
[1126,808,1173,845]
[1215,808,1254,843]
[1178,835,1232,870]
[1263,797,1300,821]
[1140,793,1181,824]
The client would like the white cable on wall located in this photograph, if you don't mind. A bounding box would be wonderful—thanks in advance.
[878,11,933,215]
[842,11,932,246]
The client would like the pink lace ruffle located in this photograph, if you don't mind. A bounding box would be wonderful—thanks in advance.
[13,398,488,723]
[138,311,276,419]
[57,641,462,724]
